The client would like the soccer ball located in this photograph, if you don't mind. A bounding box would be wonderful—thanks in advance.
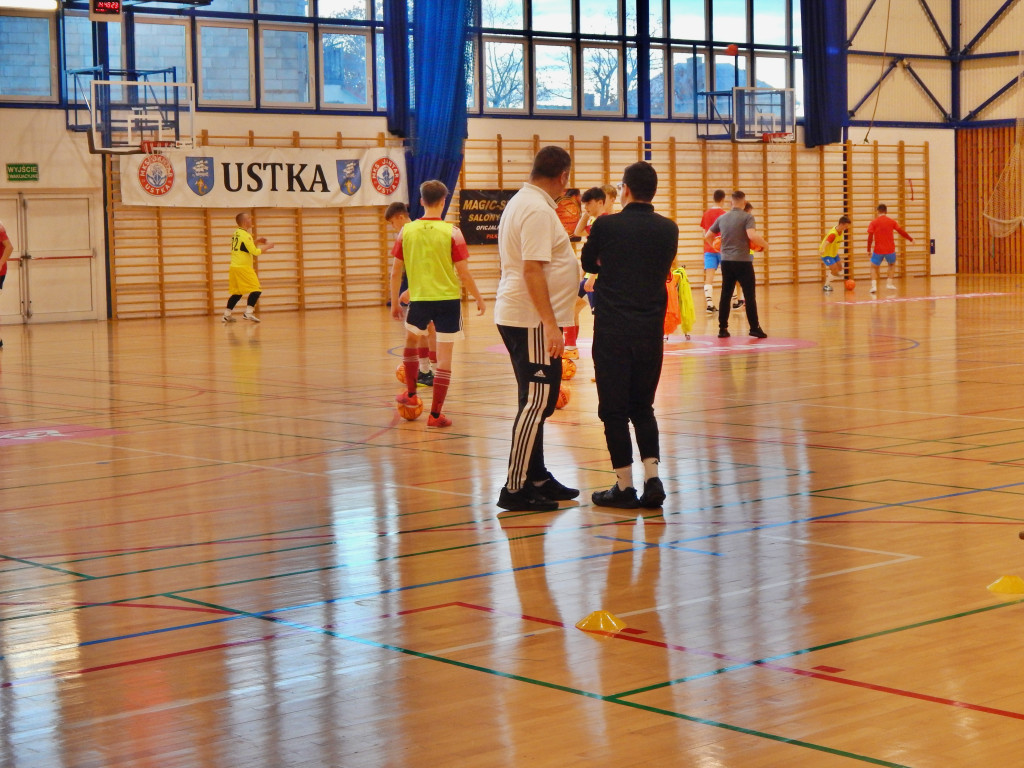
[395,362,407,383]
[712,235,722,252]
[845,279,856,291]
[556,383,571,409]
[561,357,577,380]
[396,398,423,421]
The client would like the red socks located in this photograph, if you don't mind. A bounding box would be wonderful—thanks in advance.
[564,325,579,346]
[430,369,451,416]
[403,348,419,396]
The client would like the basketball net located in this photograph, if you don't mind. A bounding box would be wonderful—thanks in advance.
[982,51,1024,238]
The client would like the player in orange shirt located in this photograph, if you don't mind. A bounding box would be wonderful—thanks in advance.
[866,204,913,293]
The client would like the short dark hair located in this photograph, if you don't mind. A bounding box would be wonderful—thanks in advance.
[530,146,572,180]
[581,186,606,203]
[876,204,887,213]
[384,202,409,221]
[564,188,580,198]
[713,189,726,203]
[838,214,851,225]
[743,202,753,212]
[622,162,658,202]
[732,190,746,202]
[420,180,448,206]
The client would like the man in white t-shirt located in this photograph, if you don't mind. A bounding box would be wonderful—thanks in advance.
[495,146,582,512]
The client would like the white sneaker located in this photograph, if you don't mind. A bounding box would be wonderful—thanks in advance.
[870,283,877,294]
[886,282,896,290]
[222,313,236,323]
[243,310,260,322]
[823,284,833,292]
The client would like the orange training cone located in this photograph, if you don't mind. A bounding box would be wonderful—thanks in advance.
[575,610,626,633]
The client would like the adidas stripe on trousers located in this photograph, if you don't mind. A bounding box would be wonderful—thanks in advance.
[497,324,562,493]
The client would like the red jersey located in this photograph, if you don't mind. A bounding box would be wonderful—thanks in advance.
[867,215,911,254]
[0,221,9,276]
[700,207,726,252]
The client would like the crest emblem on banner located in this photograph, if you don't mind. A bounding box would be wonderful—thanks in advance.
[337,160,361,196]
[137,154,174,196]
[370,157,401,195]
[186,157,215,196]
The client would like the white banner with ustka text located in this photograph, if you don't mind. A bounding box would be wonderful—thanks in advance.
[120,146,409,208]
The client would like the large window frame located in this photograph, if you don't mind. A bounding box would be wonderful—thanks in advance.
[260,23,314,107]
[0,11,59,103]
[197,21,256,107]
[319,25,373,110]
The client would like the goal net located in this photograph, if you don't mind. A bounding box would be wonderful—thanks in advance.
[983,55,1024,238]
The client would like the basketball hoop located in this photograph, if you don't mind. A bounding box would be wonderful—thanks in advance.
[761,131,794,144]
[140,139,177,155]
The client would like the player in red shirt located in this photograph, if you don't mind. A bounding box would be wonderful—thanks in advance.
[0,220,12,348]
[700,189,736,313]
[866,204,913,293]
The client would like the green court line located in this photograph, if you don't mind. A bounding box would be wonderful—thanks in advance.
[165,594,912,768]
[0,554,95,580]
[609,594,1024,699]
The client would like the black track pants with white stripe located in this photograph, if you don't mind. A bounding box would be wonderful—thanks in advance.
[497,324,563,493]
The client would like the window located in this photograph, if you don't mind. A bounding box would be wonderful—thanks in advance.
[318,0,368,19]
[534,42,573,112]
[671,48,705,117]
[199,24,253,104]
[669,0,704,41]
[375,30,387,110]
[204,0,251,12]
[481,0,523,30]
[586,0,620,36]
[135,20,190,82]
[322,28,370,107]
[754,0,788,46]
[0,14,55,100]
[261,0,309,16]
[582,45,620,114]
[532,0,570,33]
[262,27,312,105]
[712,0,747,44]
[483,37,524,110]
[626,44,666,118]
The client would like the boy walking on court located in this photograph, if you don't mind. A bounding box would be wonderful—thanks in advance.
[223,212,273,323]
[389,180,485,428]
[700,189,730,313]
[386,202,437,385]
[820,215,851,291]
[581,161,678,509]
[707,190,769,339]
[867,204,913,293]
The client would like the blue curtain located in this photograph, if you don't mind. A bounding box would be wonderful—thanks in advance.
[382,0,410,138]
[405,0,476,218]
[800,0,847,148]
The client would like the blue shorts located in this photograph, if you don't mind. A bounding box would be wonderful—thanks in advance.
[406,299,463,340]
[579,278,595,309]
[822,256,840,266]
[870,252,896,266]
[703,252,721,270]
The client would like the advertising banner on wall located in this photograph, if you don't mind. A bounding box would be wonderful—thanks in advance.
[459,189,516,245]
[120,146,409,208]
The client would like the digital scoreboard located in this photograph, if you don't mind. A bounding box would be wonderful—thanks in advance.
[89,0,123,22]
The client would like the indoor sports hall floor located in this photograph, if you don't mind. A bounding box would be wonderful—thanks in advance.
[3,275,1024,767]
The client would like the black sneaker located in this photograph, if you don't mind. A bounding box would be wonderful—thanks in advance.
[533,472,580,500]
[732,299,744,309]
[638,477,666,509]
[705,303,716,314]
[749,328,768,339]
[497,485,558,512]
[417,370,434,387]
[718,328,730,338]
[591,484,639,509]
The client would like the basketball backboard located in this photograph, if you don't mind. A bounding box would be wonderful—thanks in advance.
[87,79,196,155]
[733,87,796,142]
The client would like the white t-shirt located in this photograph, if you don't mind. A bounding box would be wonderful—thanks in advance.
[494,182,580,327]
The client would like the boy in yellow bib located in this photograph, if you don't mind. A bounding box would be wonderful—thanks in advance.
[223,212,274,322]
[819,215,851,292]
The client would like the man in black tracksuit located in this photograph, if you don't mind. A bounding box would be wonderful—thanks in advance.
[581,161,679,509]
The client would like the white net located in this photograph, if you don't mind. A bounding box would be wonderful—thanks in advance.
[983,54,1024,238]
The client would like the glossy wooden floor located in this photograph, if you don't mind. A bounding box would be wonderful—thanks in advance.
[4,275,1024,768]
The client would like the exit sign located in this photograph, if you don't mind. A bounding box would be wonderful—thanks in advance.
[6,163,38,182]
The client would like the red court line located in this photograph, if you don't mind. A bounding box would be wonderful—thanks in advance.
[434,602,1024,723]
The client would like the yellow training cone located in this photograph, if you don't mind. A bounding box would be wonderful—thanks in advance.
[987,575,1024,594]
[575,610,626,633]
